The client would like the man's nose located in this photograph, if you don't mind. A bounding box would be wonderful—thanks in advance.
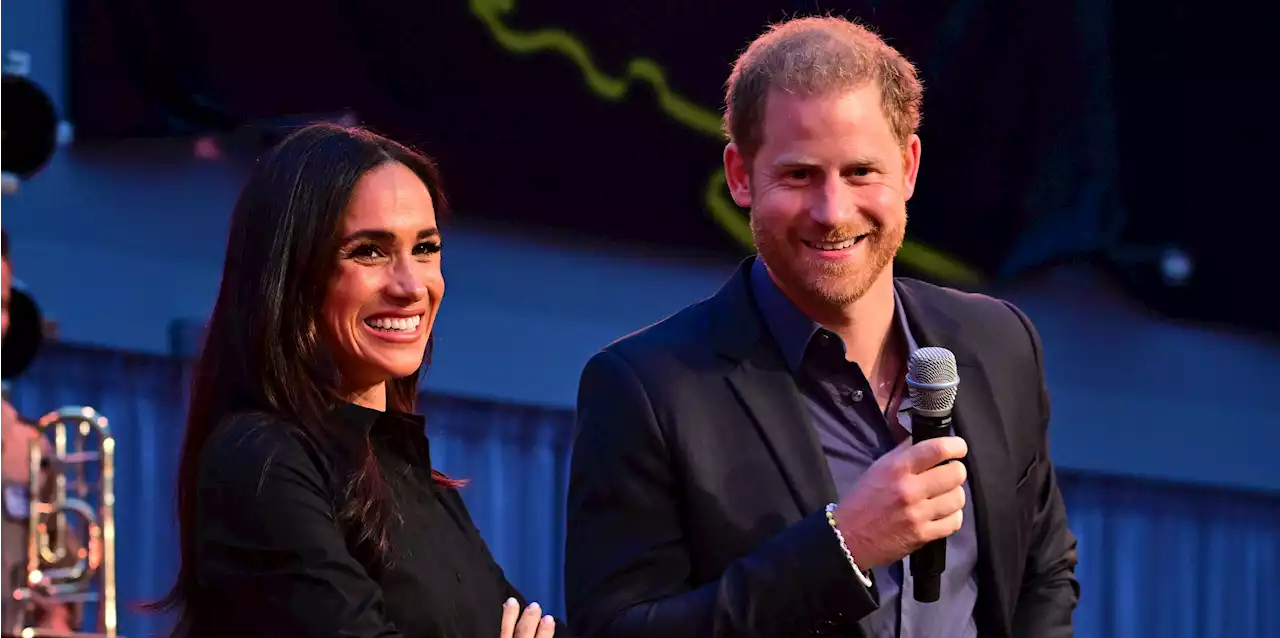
[808,179,858,227]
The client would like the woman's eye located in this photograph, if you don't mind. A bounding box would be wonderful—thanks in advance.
[414,241,442,256]
[347,244,383,260]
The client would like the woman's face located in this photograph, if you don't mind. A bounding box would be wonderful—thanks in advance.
[320,161,444,405]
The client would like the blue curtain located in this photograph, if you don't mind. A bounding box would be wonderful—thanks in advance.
[7,343,1278,637]
[1061,472,1280,638]
[421,393,575,617]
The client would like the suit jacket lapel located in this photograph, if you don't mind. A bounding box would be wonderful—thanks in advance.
[896,280,1016,638]
[710,258,837,518]
[726,350,838,516]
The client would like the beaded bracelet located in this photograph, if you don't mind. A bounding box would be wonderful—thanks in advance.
[825,503,873,588]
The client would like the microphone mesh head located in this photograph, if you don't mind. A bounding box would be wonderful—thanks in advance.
[906,347,959,412]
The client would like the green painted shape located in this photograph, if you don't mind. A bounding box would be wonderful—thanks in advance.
[470,0,983,286]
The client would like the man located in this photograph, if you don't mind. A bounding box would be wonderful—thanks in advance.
[565,16,1078,638]
[2,228,77,633]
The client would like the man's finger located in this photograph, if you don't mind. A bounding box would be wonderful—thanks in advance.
[906,436,968,474]
[918,459,968,499]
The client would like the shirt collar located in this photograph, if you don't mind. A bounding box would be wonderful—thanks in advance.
[333,401,426,437]
[749,256,919,373]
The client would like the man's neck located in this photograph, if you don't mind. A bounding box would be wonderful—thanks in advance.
[790,270,904,396]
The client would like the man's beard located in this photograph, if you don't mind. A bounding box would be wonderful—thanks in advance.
[752,212,906,309]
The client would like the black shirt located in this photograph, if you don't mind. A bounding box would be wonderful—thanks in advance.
[188,403,546,637]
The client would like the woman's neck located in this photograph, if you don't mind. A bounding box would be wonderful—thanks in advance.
[346,382,387,412]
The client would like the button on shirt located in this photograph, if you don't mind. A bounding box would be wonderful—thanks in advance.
[750,259,979,638]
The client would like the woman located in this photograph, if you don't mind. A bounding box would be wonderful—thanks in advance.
[150,124,558,638]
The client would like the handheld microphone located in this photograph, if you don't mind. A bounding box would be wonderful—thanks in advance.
[904,346,960,603]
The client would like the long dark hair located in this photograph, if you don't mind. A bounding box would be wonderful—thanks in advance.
[147,123,460,625]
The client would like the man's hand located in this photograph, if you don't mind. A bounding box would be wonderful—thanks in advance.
[833,436,969,571]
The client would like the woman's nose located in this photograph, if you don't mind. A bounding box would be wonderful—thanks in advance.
[386,261,426,300]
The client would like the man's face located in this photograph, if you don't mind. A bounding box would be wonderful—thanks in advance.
[724,84,921,310]
[2,259,11,340]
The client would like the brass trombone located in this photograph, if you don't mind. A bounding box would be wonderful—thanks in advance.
[8,406,118,638]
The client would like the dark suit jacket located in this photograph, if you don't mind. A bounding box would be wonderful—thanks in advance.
[565,257,1079,638]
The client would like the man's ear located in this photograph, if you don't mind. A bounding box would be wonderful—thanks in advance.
[901,134,922,201]
[724,143,753,207]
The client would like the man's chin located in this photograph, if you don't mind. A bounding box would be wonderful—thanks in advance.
[810,280,874,307]
[801,261,891,306]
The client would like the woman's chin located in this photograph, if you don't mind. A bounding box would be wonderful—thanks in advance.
[335,338,430,394]
[382,354,429,380]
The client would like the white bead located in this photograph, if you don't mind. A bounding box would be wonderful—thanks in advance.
[825,503,873,589]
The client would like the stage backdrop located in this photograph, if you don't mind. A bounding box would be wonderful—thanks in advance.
[62,0,1274,332]
[66,0,1100,289]
[7,341,1278,638]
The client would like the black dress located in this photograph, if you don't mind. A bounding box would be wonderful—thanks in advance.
[186,403,558,637]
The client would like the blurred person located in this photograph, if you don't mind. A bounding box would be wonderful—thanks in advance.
[1,228,77,633]
[147,124,559,638]
[565,16,1078,638]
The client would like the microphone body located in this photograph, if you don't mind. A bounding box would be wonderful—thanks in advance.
[904,347,961,604]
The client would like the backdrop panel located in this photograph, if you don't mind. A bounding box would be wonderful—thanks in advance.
[66,0,1101,287]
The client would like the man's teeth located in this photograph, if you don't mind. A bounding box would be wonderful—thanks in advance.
[809,236,864,251]
[365,315,421,332]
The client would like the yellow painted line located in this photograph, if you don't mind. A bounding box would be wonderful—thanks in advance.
[469,0,983,286]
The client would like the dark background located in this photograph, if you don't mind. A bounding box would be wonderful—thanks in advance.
[65,0,1274,332]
